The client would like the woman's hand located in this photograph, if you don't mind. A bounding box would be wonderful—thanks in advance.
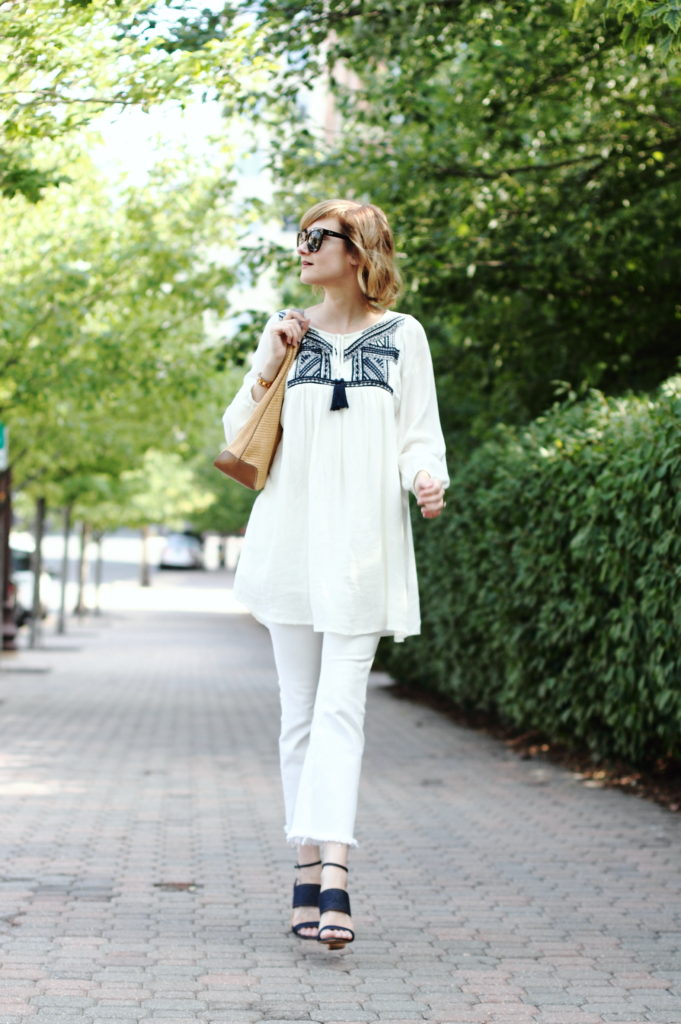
[414,471,446,519]
[260,309,310,380]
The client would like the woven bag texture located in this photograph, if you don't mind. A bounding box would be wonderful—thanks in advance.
[214,342,298,490]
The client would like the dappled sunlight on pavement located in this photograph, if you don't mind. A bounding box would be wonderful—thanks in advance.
[99,572,248,615]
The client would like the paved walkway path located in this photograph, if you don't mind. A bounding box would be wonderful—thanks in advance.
[0,571,679,1024]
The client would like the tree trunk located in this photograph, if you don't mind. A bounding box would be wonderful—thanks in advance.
[93,532,104,615]
[74,522,91,616]
[28,495,46,649]
[0,466,17,652]
[140,525,151,587]
[57,504,72,635]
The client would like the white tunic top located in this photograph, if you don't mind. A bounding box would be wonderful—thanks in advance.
[222,310,449,642]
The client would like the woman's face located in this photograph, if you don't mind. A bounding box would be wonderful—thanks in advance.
[297,216,358,288]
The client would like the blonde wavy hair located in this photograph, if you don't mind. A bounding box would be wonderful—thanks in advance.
[300,199,402,310]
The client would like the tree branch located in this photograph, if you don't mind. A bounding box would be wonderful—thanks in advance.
[434,153,605,182]
[0,88,151,108]
[434,133,681,182]
[0,303,58,373]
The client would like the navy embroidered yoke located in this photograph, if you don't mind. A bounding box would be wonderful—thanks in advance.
[288,316,404,398]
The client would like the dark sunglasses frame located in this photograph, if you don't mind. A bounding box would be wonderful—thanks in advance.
[296,227,351,252]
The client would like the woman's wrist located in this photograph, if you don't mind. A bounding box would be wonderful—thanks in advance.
[251,356,285,401]
[259,357,284,381]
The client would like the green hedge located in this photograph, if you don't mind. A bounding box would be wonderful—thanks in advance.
[383,377,681,765]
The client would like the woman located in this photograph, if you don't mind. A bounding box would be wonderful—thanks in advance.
[222,199,448,949]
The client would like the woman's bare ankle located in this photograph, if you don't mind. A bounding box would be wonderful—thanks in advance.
[296,843,321,882]
[321,842,350,890]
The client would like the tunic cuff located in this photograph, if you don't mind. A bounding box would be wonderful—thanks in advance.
[400,454,449,495]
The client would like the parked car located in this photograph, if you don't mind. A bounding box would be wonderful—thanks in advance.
[10,533,59,626]
[158,533,204,570]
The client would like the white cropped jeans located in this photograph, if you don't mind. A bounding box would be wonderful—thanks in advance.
[266,623,381,848]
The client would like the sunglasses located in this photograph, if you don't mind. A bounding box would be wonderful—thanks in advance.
[296,227,351,252]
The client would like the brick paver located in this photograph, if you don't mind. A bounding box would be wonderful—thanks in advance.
[0,569,679,1024]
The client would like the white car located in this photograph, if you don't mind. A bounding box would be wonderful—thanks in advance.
[10,533,59,625]
[158,533,205,570]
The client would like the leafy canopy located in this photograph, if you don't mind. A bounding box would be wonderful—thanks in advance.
[0,0,273,200]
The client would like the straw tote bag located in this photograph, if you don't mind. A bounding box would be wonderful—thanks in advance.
[214,342,298,490]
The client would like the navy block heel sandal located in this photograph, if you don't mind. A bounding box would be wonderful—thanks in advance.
[317,861,355,949]
[291,859,321,939]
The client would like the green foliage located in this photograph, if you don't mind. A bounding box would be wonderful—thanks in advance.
[184,365,258,537]
[188,459,257,536]
[574,0,681,56]
[0,149,67,203]
[381,377,681,765]
[118,449,215,529]
[0,151,236,505]
[0,0,273,200]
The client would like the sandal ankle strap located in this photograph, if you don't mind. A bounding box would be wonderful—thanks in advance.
[295,859,322,869]
[321,861,349,872]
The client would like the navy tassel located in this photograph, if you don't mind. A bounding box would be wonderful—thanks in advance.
[331,378,349,411]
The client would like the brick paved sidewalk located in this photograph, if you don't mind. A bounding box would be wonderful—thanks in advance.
[0,575,679,1024]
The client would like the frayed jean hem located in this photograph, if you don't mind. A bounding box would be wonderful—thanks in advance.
[286,831,359,849]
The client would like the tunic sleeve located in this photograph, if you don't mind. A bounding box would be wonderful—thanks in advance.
[396,317,450,493]
[222,315,279,444]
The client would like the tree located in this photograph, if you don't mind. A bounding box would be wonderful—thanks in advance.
[1,150,236,498]
[189,446,257,540]
[120,449,214,530]
[0,0,273,200]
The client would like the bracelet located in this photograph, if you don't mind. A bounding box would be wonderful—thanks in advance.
[256,374,274,389]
